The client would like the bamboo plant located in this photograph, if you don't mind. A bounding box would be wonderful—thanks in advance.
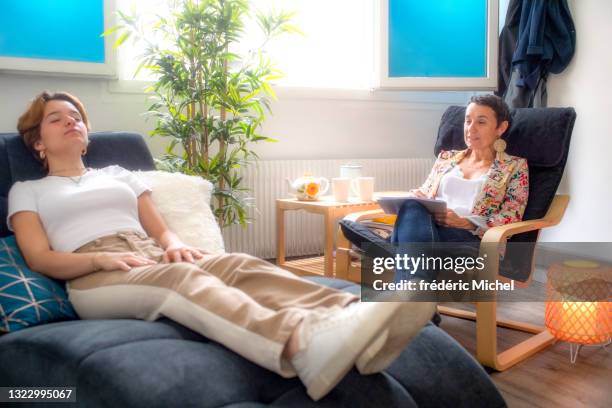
[107,0,298,227]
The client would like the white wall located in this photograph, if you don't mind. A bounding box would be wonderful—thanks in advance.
[0,74,470,161]
[253,89,472,159]
[0,76,166,155]
[544,0,612,243]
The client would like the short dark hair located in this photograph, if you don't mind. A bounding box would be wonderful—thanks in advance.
[469,94,511,128]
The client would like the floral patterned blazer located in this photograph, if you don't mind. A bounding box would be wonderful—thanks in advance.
[413,149,529,238]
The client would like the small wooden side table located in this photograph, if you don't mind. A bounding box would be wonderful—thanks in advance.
[276,196,381,278]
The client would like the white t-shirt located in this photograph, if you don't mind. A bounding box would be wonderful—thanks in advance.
[435,166,488,232]
[7,165,151,252]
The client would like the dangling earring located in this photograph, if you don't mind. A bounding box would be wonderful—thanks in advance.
[39,151,46,160]
[493,138,507,160]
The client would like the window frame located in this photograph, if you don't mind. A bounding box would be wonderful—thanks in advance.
[375,0,499,91]
[0,0,117,78]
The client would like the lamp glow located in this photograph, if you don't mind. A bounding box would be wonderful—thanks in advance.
[545,261,611,362]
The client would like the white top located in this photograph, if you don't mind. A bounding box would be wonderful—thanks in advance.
[7,165,151,252]
[435,166,488,232]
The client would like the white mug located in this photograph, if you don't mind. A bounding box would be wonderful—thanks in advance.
[340,163,362,198]
[351,177,375,201]
[332,177,350,202]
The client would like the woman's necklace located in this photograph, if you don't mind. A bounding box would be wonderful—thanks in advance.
[459,159,492,179]
[48,167,90,186]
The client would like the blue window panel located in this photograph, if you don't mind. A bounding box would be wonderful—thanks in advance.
[0,0,105,63]
[389,0,487,77]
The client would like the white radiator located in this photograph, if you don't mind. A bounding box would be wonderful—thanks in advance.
[221,158,436,258]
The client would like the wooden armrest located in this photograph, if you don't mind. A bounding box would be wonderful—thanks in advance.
[481,194,569,244]
[476,195,570,281]
[342,209,387,222]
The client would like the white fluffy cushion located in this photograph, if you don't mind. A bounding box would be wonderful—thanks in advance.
[134,171,225,254]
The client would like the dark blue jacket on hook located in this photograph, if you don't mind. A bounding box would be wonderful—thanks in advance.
[512,0,575,88]
[498,0,575,105]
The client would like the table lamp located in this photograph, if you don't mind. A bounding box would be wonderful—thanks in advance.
[545,260,611,363]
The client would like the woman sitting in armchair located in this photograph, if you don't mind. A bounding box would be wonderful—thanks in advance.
[391,95,529,282]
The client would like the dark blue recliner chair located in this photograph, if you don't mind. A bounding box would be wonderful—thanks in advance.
[0,131,506,407]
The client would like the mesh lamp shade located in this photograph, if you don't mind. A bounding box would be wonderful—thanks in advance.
[545,261,611,345]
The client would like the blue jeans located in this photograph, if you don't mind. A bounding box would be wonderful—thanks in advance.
[391,200,481,282]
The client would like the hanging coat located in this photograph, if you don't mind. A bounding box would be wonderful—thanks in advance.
[497,0,576,108]
[496,0,522,98]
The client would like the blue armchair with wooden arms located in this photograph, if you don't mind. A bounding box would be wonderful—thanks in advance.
[336,105,577,371]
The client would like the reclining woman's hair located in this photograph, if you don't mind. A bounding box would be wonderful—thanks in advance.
[17,91,91,168]
[469,94,511,130]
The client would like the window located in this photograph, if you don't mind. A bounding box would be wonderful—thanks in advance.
[377,0,499,90]
[244,0,374,89]
[115,0,498,91]
[116,0,374,89]
[0,0,116,77]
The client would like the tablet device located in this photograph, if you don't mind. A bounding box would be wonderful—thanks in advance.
[376,196,447,215]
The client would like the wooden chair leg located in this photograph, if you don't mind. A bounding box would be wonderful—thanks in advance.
[493,331,555,371]
[336,248,364,283]
[437,305,543,334]
[439,303,556,371]
[335,226,351,280]
[476,302,502,369]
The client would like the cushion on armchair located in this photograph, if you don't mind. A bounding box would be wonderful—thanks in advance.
[435,106,576,281]
[0,236,77,334]
[339,219,393,259]
[435,106,575,222]
[342,106,576,282]
[135,171,225,254]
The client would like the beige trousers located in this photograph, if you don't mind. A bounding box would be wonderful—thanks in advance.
[66,231,357,377]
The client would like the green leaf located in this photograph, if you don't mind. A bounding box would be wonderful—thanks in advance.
[281,24,304,36]
[100,24,122,37]
[113,31,131,49]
